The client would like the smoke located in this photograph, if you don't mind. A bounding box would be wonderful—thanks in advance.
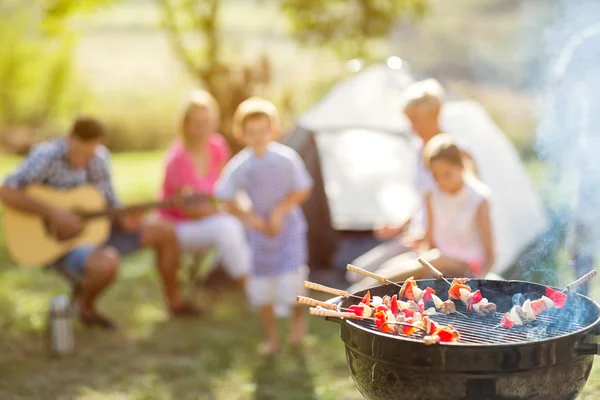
[528,0,600,292]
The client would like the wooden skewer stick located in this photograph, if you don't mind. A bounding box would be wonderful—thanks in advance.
[303,281,362,300]
[296,296,340,310]
[418,257,452,286]
[308,308,426,332]
[346,264,403,289]
[563,270,597,293]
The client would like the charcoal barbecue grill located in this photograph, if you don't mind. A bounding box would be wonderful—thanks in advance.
[319,278,600,400]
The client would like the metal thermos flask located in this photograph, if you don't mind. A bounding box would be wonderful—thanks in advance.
[47,294,75,355]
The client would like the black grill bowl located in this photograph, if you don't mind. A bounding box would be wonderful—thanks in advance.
[326,279,600,400]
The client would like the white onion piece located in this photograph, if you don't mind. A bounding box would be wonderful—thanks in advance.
[360,303,372,318]
[423,307,437,316]
[386,310,396,321]
[398,300,409,310]
[459,288,471,303]
[541,295,555,309]
[413,312,422,322]
[472,298,487,313]
[431,294,443,309]
[412,287,423,302]
[510,307,523,326]
[522,299,536,320]
[371,296,383,307]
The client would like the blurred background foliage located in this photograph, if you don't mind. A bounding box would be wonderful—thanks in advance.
[0,0,544,157]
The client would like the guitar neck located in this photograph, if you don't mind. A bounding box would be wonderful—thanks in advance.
[80,196,211,220]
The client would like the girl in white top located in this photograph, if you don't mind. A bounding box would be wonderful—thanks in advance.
[350,134,494,289]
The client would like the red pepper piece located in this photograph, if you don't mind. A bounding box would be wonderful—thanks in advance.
[376,304,389,313]
[470,290,483,305]
[448,283,471,300]
[530,299,547,316]
[545,287,567,309]
[402,317,417,336]
[435,325,461,343]
[402,309,415,318]
[373,310,395,333]
[404,282,416,301]
[391,295,399,315]
[417,299,425,314]
[500,312,514,329]
[374,310,386,329]
[380,322,395,334]
[348,305,365,320]
[422,287,436,303]
[361,290,371,305]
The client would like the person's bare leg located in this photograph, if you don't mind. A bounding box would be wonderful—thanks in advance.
[382,250,469,283]
[430,256,469,278]
[289,305,307,346]
[347,239,411,283]
[259,304,279,355]
[139,220,187,311]
[76,247,120,328]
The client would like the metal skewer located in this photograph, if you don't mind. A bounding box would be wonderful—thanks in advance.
[418,257,453,286]
[308,307,427,333]
[346,264,404,289]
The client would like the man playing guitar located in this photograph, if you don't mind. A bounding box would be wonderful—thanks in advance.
[0,117,200,330]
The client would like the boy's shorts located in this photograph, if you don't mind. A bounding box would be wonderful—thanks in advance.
[246,265,309,316]
[51,228,142,279]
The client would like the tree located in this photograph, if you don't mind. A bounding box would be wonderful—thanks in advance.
[156,0,427,146]
[158,0,274,149]
[0,0,116,152]
[280,0,427,60]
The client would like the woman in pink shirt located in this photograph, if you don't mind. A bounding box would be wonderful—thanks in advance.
[159,90,250,286]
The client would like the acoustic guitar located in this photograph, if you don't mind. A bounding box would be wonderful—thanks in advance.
[2,184,210,266]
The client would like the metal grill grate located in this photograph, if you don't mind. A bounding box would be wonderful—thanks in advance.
[349,302,588,345]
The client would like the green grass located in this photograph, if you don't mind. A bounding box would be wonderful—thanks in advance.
[0,153,599,400]
[0,152,362,400]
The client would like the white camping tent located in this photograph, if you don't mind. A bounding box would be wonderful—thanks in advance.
[288,60,548,275]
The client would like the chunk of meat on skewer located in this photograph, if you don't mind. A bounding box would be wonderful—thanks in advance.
[431,294,444,309]
[477,302,497,317]
[421,315,440,335]
[508,305,528,326]
[440,300,457,314]
[407,300,421,313]
[393,313,406,335]
[382,295,392,309]
[399,277,418,300]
